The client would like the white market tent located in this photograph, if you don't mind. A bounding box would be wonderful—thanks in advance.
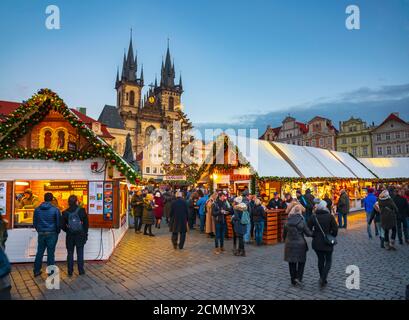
[358,157,409,179]
[331,151,376,179]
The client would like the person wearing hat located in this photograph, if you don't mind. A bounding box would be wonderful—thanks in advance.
[363,188,378,239]
[378,190,399,250]
[153,191,164,229]
[212,192,233,254]
[267,192,286,210]
[232,197,248,256]
[142,193,155,237]
[18,188,40,209]
[336,189,350,229]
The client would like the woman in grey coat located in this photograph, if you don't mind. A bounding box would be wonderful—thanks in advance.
[283,204,313,286]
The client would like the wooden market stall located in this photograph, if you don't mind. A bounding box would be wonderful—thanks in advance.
[0,89,141,262]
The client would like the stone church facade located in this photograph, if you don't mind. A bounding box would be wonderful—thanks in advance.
[98,36,185,180]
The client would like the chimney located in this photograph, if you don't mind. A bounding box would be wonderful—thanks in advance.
[77,107,87,115]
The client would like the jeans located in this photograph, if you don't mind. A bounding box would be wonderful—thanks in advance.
[243,223,251,243]
[396,216,409,241]
[66,235,85,274]
[254,221,264,245]
[34,232,58,274]
[233,233,244,251]
[375,222,385,239]
[289,262,306,283]
[215,223,226,248]
[0,287,11,300]
[144,224,153,235]
[250,220,254,239]
[384,227,397,243]
[189,211,196,229]
[338,213,347,228]
[304,211,312,223]
[134,216,142,232]
[366,212,374,238]
[315,250,333,282]
[172,232,186,249]
[199,215,205,233]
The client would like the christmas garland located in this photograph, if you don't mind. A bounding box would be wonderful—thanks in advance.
[0,88,142,183]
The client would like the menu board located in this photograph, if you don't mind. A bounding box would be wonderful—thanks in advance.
[103,182,113,221]
[88,181,104,215]
[0,182,6,216]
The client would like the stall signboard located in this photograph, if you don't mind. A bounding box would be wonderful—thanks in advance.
[89,181,104,215]
[103,182,113,221]
[44,181,88,191]
[0,182,6,216]
[165,175,186,181]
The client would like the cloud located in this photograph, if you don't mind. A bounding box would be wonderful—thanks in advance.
[193,83,409,135]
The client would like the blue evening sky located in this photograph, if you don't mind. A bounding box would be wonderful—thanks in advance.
[0,0,408,131]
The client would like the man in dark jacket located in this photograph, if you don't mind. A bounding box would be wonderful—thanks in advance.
[131,190,144,233]
[169,192,189,250]
[61,195,89,276]
[296,190,313,222]
[33,192,61,277]
[212,193,232,254]
[337,190,350,229]
[307,200,338,288]
[267,192,286,210]
[392,189,409,245]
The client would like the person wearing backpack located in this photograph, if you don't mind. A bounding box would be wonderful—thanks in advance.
[307,200,338,288]
[232,197,249,256]
[61,195,89,276]
[378,190,399,251]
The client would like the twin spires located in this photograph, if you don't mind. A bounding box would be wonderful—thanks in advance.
[115,32,183,93]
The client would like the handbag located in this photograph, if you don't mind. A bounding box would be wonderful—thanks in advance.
[314,215,337,246]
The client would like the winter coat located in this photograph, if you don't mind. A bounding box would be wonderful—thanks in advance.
[267,198,286,210]
[283,214,313,263]
[378,198,398,230]
[392,195,409,219]
[196,196,209,216]
[0,220,8,249]
[142,200,155,225]
[368,205,381,224]
[212,199,232,225]
[304,192,315,214]
[169,198,189,233]
[307,210,338,252]
[337,193,350,215]
[61,206,89,247]
[33,202,61,233]
[131,194,144,217]
[363,193,377,214]
[232,204,248,235]
[154,196,164,219]
[252,204,265,223]
[163,192,174,219]
[205,198,216,234]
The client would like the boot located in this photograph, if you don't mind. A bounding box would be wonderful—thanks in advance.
[390,240,397,251]
[380,237,385,249]
[384,241,391,250]
[233,249,240,256]
[214,248,221,255]
[240,249,246,257]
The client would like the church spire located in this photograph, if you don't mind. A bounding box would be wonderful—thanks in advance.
[161,40,175,88]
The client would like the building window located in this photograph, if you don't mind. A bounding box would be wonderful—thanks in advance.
[342,148,347,153]
[153,167,158,174]
[362,136,367,142]
[395,132,401,139]
[311,140,316,147]
[129,91,135,106]
[362,146,368,156]
[376,134,381,142]
[386,146,392,155]
[168,97,174,111]
[319,138,324,147]
[406,132,409,139]
[160,168,164,174]
[351,137,357,144]
[386,133,390,141]
[377,147,383,156]
[352,147,357,156]
[342,138,347,145]
[406,145,409,154]
[145,167,150,174]
[297,140,301,145]
[305,141,310,146]
[397,145,402,154]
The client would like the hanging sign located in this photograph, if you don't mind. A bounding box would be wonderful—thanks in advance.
[103,182,114,221]
[89,181,104,215]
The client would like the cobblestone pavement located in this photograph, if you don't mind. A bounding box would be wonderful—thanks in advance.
[9,212,409,300]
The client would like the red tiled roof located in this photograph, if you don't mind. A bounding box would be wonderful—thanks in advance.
[0,99,114,139]
[296,122,308,134]
[378,113,407,128]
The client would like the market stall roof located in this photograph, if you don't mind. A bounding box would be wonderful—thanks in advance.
[330,151,376,179]
[358,157,409,179]
[229,135,300,178]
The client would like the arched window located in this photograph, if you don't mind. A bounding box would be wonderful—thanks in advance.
[130,91,135,106]
[145,126,156,146]
[168,96,174,111]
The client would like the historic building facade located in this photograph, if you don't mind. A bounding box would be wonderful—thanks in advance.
[98,36,186,180]
[371,113,409,158]
[304,116,337,150]
[336,117,374,158]
[275,116,308,146]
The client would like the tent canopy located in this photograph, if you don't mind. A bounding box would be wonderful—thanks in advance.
[358,158,409,179]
